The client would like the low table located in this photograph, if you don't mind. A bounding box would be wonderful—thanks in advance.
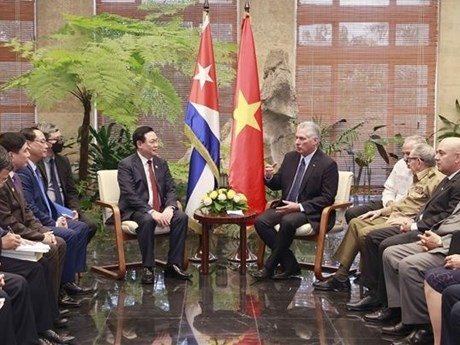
[193,211,257,275]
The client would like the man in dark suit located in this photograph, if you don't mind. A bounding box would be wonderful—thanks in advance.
[37,122,97,243]
[17,127,91,297]
[118,126,190,284]
[0,132,80,309]
[251,121,339,280]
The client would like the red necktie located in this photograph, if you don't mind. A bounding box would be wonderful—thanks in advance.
[147,160,160,211]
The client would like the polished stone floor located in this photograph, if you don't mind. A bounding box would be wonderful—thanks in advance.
[66,226,397,345]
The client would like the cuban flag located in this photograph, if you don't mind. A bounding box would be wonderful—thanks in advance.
[184,13,220,221]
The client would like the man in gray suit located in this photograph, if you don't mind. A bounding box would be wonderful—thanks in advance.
[118,126,191,285]
[380,140,460,344]
[381,207,460,345]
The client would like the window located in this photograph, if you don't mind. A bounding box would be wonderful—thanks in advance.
[296,0,438,185]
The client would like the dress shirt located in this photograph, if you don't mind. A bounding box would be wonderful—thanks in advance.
[382,158,413,207]
[137,152,157,211]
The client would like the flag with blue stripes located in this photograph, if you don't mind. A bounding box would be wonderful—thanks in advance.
[185,14,220,221]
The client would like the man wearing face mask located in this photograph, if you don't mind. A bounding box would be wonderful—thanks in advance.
[36,123,97,243]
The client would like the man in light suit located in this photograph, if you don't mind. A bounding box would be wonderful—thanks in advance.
[37,122,97,243]
[381,202,460,345]
[251,121,339,280]
[118,126,190,284]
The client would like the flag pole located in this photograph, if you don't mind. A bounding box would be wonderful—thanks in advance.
[186,0,218,263]
[203,0,209,22]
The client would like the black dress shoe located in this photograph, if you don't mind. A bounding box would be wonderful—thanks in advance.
[54,317,68,328]
[141,267,154,284]
[364,307,401,323]
[249,267,273,280]
[313,277,351,292]
[391,327,434,345]
[272,267,302,280]
[164,264,192,280]
[381,322,414,336]
[59,290,81,308]
[38,337,55,345]
[59,309,70,317]
[347,294,381,311]
[39,329,75,344]
[62,282,94,295]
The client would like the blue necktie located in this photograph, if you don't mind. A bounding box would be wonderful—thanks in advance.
[34,167,52,216]
[286,158,306,202]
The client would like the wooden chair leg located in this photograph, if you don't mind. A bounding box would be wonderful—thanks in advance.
[256,239,265,269]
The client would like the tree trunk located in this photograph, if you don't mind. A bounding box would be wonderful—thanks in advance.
[79,95,92,181]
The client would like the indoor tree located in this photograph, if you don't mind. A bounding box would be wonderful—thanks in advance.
[2,7,234,180]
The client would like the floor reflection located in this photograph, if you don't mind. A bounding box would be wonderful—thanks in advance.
[68,230,391,344]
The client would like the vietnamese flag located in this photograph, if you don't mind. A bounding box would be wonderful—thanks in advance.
[229,14,266,215]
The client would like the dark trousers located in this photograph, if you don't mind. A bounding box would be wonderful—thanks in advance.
[1,256,57,333]
[0,289,16,345]
[42,236,66,303]
[255,208,308,273]
[442,284,460,345]
[345,200,383,223]
[361,227,419,303]
[79,212,98,243]
[132,210,188,268]
[52,219,89,283]
[2,272,39,345]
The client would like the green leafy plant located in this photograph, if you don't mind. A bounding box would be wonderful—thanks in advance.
[352,126,403,194]
[315,118,364,155]
[437,99,460,139]
[87,124,135,178]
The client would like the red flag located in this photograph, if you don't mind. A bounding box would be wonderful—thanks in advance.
[229,15,266,215]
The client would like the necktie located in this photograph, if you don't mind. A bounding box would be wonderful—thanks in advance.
[286,158,306,202]
[147,160,160,211]
[34,167,52,216]
[49,158,64,205]
[11,174,21,192]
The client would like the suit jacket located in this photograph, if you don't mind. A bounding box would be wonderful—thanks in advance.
[266,150,339,232]
[0,177,49,241]
[416,173,460,232]
[16,164,59,227]
[37,155,81,211]
[118,153,179,221]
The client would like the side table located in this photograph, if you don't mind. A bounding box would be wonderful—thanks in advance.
[193,211,256,275]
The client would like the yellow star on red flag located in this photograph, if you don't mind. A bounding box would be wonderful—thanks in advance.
[232,90,261,136]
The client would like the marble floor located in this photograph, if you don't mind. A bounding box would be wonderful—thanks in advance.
[66,227,397,345]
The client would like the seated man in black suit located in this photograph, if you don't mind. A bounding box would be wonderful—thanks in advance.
[251,121,339,280]
[37,122,97,243]
[117,126,190,284]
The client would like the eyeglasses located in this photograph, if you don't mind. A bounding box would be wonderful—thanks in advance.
[407,156,421,162]
[33,138,48,144]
